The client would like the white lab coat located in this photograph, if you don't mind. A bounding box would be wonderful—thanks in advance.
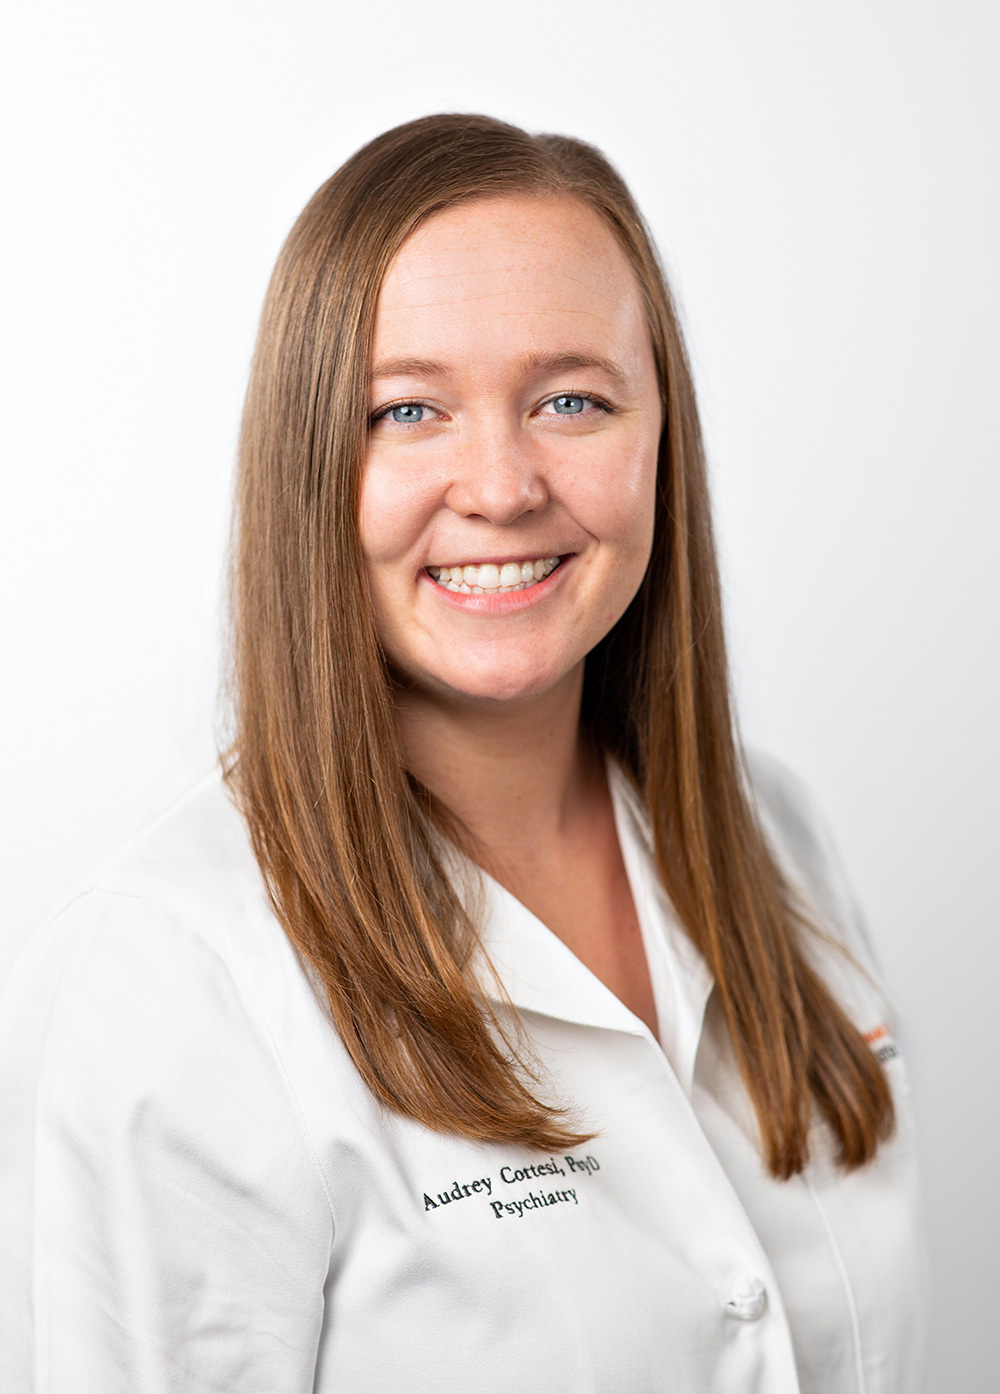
[0,755,927,1392]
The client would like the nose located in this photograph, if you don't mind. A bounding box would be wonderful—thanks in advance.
[444,425,550,525]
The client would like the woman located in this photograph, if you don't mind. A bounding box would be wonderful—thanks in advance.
[0,114,926,1391]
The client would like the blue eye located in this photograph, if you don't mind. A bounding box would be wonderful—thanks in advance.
[389,403,425,424]
[552,395,586,415]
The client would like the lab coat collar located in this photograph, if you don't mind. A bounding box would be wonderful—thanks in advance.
[607,764,715,1089]
[453,762,715,1087]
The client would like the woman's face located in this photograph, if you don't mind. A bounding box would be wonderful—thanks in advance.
[360,194,663,710]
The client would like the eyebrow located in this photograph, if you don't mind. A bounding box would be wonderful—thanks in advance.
[369,350,631,389]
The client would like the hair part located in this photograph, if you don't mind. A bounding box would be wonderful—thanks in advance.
[228,112,893,1178]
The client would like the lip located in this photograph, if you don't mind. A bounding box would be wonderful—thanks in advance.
[426,553,563,570]
[420,554,571,612]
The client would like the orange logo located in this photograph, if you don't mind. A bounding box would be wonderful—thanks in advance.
[864,1022,899,1063]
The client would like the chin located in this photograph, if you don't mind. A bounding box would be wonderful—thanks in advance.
[424,653,578,708]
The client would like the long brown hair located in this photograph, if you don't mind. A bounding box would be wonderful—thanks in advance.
[229,113,893,1179]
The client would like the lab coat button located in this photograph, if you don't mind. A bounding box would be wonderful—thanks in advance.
[725,1276,767,1321]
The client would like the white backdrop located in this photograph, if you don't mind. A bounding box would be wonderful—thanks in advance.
[3,1,997,1385]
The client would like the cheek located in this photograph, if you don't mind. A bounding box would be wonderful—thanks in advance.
[565,437,659,558]
[358,460,436,569]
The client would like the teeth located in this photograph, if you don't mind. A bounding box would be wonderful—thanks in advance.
[427,556,561,594]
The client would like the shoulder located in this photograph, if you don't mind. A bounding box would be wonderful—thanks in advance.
[1,769,330,1160]
[744,749,873,954]
[0,776,335,1382]
[743,749,901,1039]
[744,748,844,891]
[53,766,272,934]
[13,768,294,995]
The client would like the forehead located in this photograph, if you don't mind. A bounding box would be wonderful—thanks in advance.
[371,194,651,372]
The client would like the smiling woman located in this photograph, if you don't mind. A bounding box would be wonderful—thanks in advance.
[0,115,927,1393]
[361,195,660,708]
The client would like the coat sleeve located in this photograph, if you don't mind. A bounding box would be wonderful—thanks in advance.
[744,748,917,1064]
[0,889,333,1394]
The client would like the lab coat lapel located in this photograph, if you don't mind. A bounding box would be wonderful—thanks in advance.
[473,870,646,1037]
[449,765,716,1069]
[607,763,715,1091]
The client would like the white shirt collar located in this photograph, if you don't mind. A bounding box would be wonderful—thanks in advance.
[607,763,715,1089]
[447,761,715,1091]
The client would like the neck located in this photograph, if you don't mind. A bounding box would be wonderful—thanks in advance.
[395,663,601,864]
